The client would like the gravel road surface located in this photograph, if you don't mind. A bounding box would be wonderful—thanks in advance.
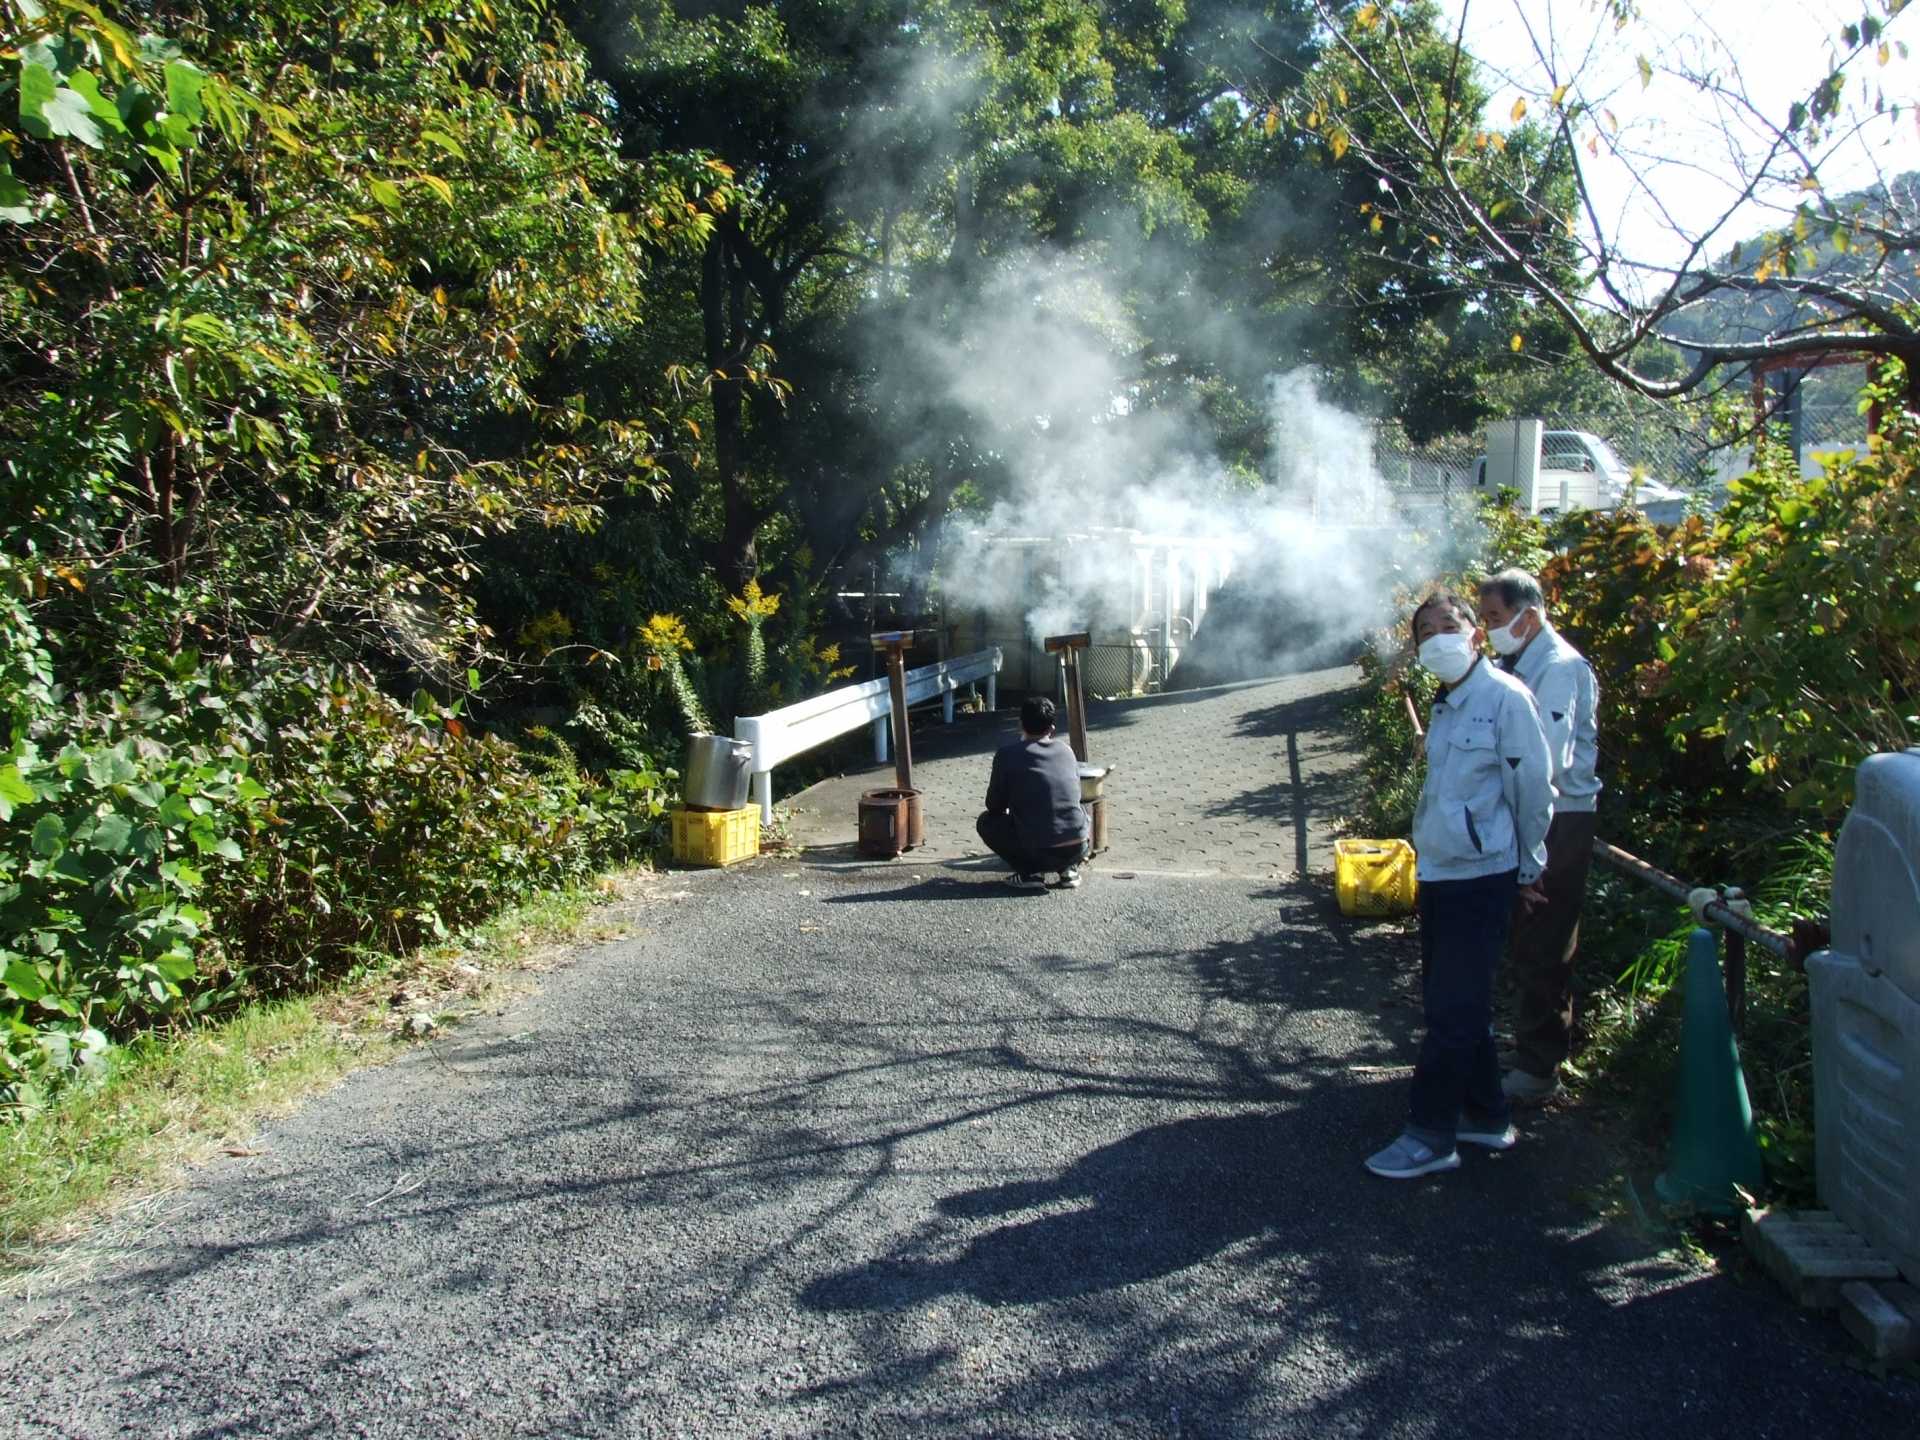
[4,673,1911,1438]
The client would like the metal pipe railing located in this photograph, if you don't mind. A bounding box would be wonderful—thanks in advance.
[1590,838,1791,1036]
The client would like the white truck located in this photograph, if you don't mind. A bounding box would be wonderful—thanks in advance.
[1475,422,1688,524]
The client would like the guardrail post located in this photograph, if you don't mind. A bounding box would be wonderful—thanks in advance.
[872,713,889,764]
[943,685,955,724]
[753,771,773,827]
[986,672,997,712]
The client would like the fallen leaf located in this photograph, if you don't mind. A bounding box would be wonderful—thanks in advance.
[222,1146,264,1157]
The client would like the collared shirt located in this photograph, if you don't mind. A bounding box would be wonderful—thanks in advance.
[1506,623,1602,813]
[1414,658,1554,884]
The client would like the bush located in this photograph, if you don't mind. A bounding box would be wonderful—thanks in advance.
[1,624,670,1111]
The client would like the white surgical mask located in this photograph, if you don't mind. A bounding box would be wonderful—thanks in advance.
[1488,612,1532,657]
[1418,631,1477,685]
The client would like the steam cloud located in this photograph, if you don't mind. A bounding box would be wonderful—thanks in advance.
[828,32,1470,686]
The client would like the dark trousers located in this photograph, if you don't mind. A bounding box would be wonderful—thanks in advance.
[1407,868,1517,1149]
[1509,811,1597,1077]
[975,812,1088,876]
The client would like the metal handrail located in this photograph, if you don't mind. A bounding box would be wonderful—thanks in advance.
[1590,838,1791,1036]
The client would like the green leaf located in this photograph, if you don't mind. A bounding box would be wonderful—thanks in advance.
[368,177,404,210]
[3,959,47,1003]
[0,161,36,224]
[213,837,244,862]
[420,128,468,159]
[413,173,455,206]
[24,78,107,149]
[92,813,134,854]
[65,71,130,136]
[164,60,207,128]
[18,61,59,136]
[1636,55,1653,90]
[0,764,34,820]
[30,813,66,858]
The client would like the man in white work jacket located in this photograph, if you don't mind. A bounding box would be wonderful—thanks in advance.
[1478,568,1602,1105]
[1366,590,1555,1180]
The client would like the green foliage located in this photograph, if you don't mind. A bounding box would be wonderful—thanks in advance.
[1351,387,1919,1193]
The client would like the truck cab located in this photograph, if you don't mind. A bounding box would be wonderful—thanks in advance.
[1474,427,1687,522]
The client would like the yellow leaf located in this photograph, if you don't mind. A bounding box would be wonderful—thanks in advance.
[1510,97,1528,122]
[1369,213,1384,233]
[1335,83,1348,106]
[1357,3,1380,29]
[1588,134,1599,156]
[1264,108,1279,136]
[415,173,455,206]
[1330,128,1349,161]
[1603,108,1619,133]
[1550,84,1569,109]
[433,286,448,307]
[1510,333,1525,352]
[1474,131,1488,149]
[1306,109,1320,130]
[1879,41,1891,66]
[1490,132,1507,152]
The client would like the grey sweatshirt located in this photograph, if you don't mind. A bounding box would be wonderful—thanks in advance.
[1412,658,1554,885]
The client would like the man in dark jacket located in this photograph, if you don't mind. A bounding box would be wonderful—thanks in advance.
[977,696,1090,891]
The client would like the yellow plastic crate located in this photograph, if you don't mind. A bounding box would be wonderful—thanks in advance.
[1334,838,1418,918]
[670,806,760,867]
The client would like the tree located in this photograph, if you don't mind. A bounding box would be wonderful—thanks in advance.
[1,0,725,680]
[1281,0,1920,404]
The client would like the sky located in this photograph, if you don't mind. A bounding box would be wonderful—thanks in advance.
[1448,0,1916,271]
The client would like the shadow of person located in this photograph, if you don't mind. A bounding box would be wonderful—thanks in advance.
[801,1111,1312,1313]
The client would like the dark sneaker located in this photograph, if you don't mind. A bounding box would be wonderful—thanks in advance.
[1456,1116,1519,1151]
[1053,867,1082,890]
[1363,1134,1461,1180]
[1006,872,1046,891]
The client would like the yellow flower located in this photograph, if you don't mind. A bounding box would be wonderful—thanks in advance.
[726,577,781,621]
[818,642,841,666]
[638,613,693,654]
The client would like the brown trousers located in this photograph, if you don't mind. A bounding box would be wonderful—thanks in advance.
[1509,810,1597,1077]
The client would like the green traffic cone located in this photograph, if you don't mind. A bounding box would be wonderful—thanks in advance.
[1654,928,1765,1215]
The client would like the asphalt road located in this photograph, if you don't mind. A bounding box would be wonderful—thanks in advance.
[3,675,1913,1438]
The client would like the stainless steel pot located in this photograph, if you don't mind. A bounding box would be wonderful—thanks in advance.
[1077,763,1111,802]
[684,734,754,810]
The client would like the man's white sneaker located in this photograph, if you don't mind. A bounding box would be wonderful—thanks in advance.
[1502,1069,1562,1105]
[1456,1118,1519,1150]
[1364,1134,1461,1180]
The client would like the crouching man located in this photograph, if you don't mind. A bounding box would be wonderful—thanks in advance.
[1366,592,1554,1180]
[977,696,1090,892]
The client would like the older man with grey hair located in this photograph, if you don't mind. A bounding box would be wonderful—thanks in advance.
[1476,568,1601,1105]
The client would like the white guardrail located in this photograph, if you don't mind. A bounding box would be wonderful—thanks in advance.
[733,647,1003,824]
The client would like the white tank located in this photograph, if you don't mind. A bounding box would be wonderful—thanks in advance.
[1809,748,1920,1281]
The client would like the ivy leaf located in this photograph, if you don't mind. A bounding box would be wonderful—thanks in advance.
[92,813,135,854]
[31,813,66,858]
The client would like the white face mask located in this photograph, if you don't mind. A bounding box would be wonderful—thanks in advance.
[1418,631,1478,684]
[1488,611,1533,657]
